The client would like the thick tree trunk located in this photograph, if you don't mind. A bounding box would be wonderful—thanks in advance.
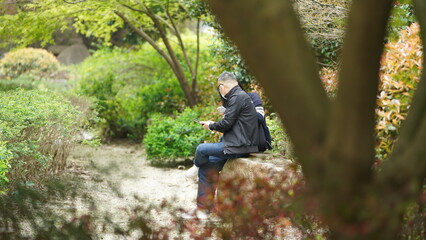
[206,0,425,239]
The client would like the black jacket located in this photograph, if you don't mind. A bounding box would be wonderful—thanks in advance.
[209,86,259,154]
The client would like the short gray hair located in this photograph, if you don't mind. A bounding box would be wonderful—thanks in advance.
[218,71,237,83]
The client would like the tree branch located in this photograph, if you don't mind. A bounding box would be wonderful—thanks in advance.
[141,3,197,106]
[119,3,147,14]
[207,0,330,180]
[119,2,180,36]
[62,0,87,4]
[113,10,177,73]
[192,18,201,94]
[325,0,393,187]
[165,6,195,79]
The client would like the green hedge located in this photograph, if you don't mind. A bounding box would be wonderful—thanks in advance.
[143,106,219,165]
[0,142,12,189]
[0,89,86,186]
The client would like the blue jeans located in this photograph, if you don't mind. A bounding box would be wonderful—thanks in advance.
[194,142,248,211]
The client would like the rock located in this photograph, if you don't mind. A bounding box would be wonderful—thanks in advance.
[221,158,281,181]
[177,165,186,170]
[57,43,90,65]
[48,45,68,55]
[217,156,301,201]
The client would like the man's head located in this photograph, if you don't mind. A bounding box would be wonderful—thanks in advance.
[217,71,238,96]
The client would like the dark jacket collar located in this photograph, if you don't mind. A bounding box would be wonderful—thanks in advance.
[225,85,241,99]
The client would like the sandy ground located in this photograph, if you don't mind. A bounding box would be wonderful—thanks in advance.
[68,140,198,239]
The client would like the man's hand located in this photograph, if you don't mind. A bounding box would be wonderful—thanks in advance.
[200,120,214,130]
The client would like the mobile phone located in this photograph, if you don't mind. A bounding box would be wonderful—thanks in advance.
[217,106,226,113]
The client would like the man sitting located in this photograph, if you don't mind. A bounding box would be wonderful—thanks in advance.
[182,71,260,219]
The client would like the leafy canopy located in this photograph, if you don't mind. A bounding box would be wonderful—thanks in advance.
[0,0,189,48]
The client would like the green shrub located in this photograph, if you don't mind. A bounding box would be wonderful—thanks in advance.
[0,48,60,80]
[376,23,422,162]
[74,31,223,140]
[0,142,12,189]
[0,74,41,91]
[0,89,86,185]
[266,113,295,160]
[318,24,422,163]
[143,106,218,165]
[75,47,186,140]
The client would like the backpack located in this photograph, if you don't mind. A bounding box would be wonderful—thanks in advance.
[247,92,273,152]
[257,113,272,152]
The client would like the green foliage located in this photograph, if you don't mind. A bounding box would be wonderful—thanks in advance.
[0,142,12,189]
[319,22,422,163]
[75,46,186,139]
[266,113,295,160]
[313,39,342,67]
[319,21,422,163]
[0,89,86,185]
[0,0,189,48]
[0,48,60,80]
[143,106,217,165]
[387,1,416,41]
[376,23,422,162]
[0,74,40,91]
[75,29,220,140]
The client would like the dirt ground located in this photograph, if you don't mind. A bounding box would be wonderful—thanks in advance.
[67,141,303,240]
[68,140,198,239]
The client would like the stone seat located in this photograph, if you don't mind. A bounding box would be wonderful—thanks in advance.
[217,155,302,202]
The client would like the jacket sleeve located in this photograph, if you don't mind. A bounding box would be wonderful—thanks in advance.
[209,94,242,133]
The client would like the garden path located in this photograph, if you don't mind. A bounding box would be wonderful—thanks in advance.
[68,141,303,239]
[68,140,197,238]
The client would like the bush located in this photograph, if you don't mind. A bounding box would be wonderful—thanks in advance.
[75,47,186,140]
[266,113,295,160]
[74,31,223,140]
[143,106,219,165]
[0,89,86,186]
[0,48,60,80]
[0,142,12,190]
[318,23,422,163]
[0,74,41,91]
[376,23,422,162]
[320,67,338,98]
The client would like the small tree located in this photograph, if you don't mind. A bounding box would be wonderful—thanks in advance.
[0,0,201,107]
[206,0,426,239]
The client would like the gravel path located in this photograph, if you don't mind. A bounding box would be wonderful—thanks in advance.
[67,141,304,240]
[68,141,197,239]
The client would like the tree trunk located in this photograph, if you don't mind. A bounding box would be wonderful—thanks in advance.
[206,0,425,239]
[114,10,198,107]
